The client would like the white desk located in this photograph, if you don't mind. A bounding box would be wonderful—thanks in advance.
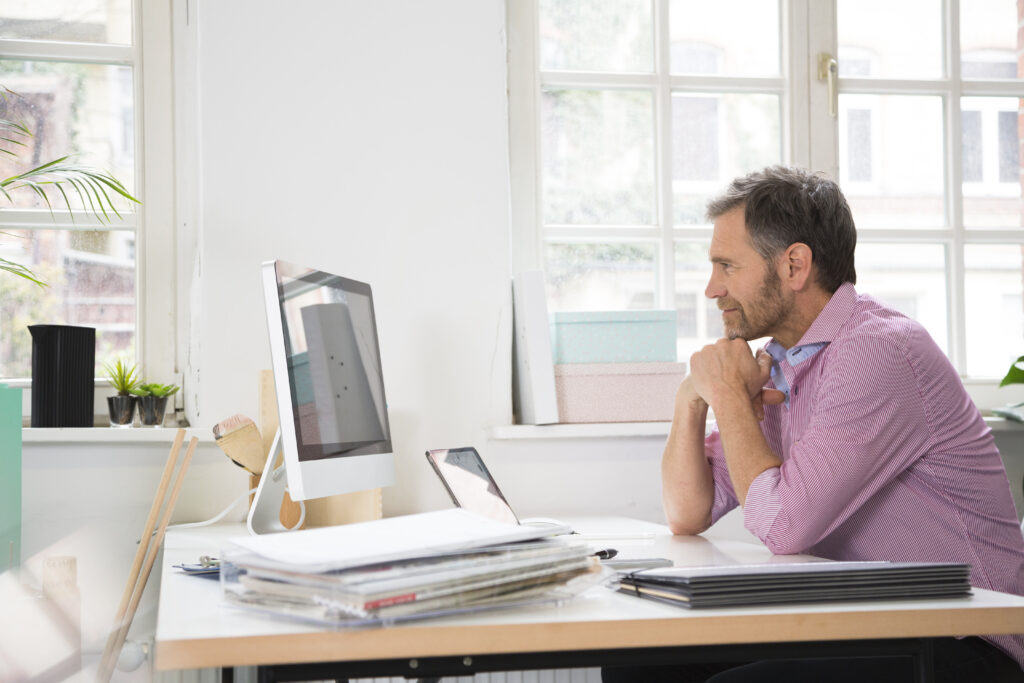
[155,518,1024,680]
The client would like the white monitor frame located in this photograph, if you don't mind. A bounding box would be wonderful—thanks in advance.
[259,260,396,509]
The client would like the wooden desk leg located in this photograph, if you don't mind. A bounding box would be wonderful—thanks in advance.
[913,638,935,683]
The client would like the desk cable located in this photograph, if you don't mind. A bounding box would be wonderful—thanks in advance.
[147,488,307,537]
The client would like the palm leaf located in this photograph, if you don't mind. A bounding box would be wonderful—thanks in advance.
[0,157,140,223]
[0,256,46,286]
[0,86,139,288]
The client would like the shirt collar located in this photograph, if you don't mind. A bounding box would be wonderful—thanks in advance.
[763,281,858,367]
[769,281,858,349]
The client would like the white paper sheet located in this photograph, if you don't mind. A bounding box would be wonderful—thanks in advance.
[226,508,573,573]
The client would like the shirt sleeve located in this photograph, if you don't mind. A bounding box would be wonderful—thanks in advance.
[742,335,932,555]
[705,426,740,525]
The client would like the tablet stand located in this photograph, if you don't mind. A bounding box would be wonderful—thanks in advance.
[247,429,304,535]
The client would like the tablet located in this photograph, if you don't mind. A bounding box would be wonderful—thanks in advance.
[425,447,519,525]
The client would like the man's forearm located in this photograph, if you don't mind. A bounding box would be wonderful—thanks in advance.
[711,384,782,507]
[662,392,715,535]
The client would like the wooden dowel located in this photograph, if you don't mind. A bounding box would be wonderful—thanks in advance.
[98,433,196,682]
[96,428,185,680]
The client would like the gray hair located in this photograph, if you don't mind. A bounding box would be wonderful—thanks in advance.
[707,166,857,293]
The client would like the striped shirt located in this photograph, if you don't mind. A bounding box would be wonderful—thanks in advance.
[705,282,1024,666]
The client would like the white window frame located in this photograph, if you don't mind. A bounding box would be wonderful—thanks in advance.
[820,0,1024,409]
[0,0,179,423]
[509,0,809,313]
[510,0,1024,412]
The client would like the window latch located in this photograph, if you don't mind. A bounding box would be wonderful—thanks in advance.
[817,52,838,118]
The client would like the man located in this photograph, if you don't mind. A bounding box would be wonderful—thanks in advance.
[663,167,1024,681]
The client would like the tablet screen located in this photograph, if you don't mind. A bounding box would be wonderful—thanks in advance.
[426,447,519,525]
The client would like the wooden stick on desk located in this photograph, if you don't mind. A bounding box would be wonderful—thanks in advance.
[97,432,197,682]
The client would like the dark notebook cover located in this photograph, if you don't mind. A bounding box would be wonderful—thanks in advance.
[619,561,971,609]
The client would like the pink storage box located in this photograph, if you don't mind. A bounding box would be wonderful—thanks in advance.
[553,362,687,423]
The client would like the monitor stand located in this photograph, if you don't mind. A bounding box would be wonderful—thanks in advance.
[247,429,305,535]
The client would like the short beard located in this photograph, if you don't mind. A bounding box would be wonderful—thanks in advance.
[724,267,790,341]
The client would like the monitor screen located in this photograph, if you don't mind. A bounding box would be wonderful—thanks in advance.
[262,260,395,502]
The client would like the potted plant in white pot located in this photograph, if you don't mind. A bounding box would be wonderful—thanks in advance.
[131,381,179,427]
[103,358,139,427]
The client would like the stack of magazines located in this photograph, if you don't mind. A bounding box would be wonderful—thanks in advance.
[219,509,609,627]
[618,560,972,609]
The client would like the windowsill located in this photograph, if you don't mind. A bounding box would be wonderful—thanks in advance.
[22,426,214,444]
[491,416,1024,440]
[490,422,672,439]
[20,417,1024,445]
[982,416,1024,432]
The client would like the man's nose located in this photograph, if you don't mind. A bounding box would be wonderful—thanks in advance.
[705,275,725,300]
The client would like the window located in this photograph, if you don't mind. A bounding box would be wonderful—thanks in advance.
[0,1,176,420]
[510,0,784,363]
[836,0,1024,383]
[510,0,1024,404]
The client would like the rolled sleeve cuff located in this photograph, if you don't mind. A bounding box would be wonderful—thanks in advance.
[743,467,782,542]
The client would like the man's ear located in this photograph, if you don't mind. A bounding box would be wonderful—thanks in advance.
[781,242,813,291]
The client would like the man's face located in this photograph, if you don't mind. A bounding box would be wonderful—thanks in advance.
[706,207,793,341]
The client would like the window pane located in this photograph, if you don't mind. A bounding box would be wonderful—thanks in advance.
[0,229,136,378]
[538,0,653,73]
[837,0,942,78]
[0,60,136,212]
[545,242,657,311]
[668,0,779,77]
[962,97,1023,229]
[542,89,655,225]
[965,245,1024,378]
[855,243,948,355]
[672,93,781,225]
[0,1,131,45]
[839,95,944,228]
[674,241,721,360]
[960,0,1019,79]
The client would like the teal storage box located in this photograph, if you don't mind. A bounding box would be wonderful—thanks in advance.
[550,310,677,364]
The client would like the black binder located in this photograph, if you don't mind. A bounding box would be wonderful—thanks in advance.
[619,561,972,609]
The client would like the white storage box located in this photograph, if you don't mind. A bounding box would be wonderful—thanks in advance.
[554,362,687,423]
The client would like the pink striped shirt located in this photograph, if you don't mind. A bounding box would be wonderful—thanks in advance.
[705,282,1024,666]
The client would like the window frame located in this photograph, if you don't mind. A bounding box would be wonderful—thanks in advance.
[509,0,807,322]
[0,0,179,423]
[509,0,1024,412]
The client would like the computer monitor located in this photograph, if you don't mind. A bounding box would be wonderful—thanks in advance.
[250,259,395,534]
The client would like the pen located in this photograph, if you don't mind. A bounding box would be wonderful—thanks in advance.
[593,548,618,560]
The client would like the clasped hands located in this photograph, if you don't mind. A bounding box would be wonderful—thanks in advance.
[681,339,786,420]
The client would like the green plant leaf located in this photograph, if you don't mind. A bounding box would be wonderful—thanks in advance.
[999,356,1024,387]
[0,256,46,286]
[103,358,140,395]
[133,381,179,398]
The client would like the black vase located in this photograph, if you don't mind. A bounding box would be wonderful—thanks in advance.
[107,395,136,427]
[137,395,168,427]
[28,325,96,428]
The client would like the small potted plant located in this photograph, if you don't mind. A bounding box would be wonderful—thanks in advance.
[131,381,179,427]
[103,358,139,427]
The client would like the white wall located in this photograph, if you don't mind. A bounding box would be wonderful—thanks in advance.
[191,0,519,516]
